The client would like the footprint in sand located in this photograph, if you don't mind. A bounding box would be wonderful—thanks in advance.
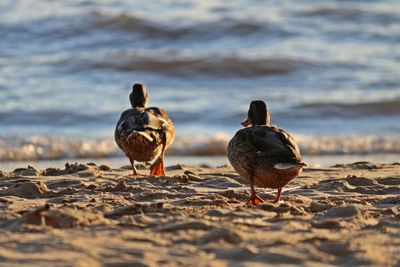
[206,246,259,261]
[345,175,376,186]
[1,205,113,231]
[323,205,361,219]
[318,241,351,256]
[377,176,400,186]
[43,162,90,176]
[12,166,41,177]
[198,227,242,244]
[160,221,213,232]
[312,205,362,229]
[0,181,52,199]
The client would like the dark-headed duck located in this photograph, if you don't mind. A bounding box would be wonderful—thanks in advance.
[227,100,306,205]
[115,83,175,176]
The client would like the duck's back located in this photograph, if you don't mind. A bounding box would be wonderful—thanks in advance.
[228,125,303,188]
[115,107,175,161]
[250,125,302,161]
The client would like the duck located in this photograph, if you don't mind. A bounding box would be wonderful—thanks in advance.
[115,83,175,176]
[227,100,306,205]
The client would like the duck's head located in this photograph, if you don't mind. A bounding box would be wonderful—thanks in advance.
[241,100,270,127]
[130,83,149,108]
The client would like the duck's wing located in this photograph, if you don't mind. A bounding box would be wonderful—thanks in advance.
[250,125,302,161]
[146,107,175,147]
[115,108,165,143]
[116,107,167,132]
[115,109,139,143]
[145,107,173,131]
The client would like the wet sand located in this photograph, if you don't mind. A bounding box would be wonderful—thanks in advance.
[0,161,399,266]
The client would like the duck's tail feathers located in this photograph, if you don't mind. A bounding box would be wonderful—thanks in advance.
[127,131,154,142]
[274,161,307,170]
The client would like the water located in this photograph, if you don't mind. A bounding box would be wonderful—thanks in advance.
[1,0,400,162]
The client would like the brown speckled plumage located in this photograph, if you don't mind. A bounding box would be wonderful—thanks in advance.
[227,100,305,204]
[116,108,174,161]
[115,84,175,176]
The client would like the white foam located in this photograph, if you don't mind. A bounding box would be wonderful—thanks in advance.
[0,133,399,161]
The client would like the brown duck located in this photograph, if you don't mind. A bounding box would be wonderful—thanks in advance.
[227,100,306,205]
[115,83,175,176]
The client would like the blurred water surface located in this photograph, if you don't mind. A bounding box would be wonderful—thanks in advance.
[0,0,399,161]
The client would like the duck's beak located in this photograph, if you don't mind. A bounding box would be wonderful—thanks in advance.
[241,118,251,127]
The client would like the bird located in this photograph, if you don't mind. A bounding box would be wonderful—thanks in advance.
[115,83,175,176]
[227,100,306,205]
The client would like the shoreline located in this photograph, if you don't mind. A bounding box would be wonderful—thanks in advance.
[0,160,399,265]
[1,153,399,172]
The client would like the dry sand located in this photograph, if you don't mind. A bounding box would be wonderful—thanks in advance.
[0,161,399,266]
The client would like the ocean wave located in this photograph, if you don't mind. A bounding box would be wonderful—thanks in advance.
[65,50,311,77]
[0,136,119,161]
[293,99,400,117]
[1,133,399,161]
[296,6,399,24]
[88,10,289,39]
[0,109,217,126]
[1,98,398,129]
[295,135,400,155]
[0,10,290,42]
[297,7,366,20]
[0,110,116,126]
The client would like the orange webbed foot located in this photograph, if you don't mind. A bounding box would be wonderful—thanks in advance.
[150,157,166,176]
[247,194,264,206]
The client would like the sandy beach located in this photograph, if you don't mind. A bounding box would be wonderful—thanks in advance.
[1,0,400,266]
[0,161,399,266]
